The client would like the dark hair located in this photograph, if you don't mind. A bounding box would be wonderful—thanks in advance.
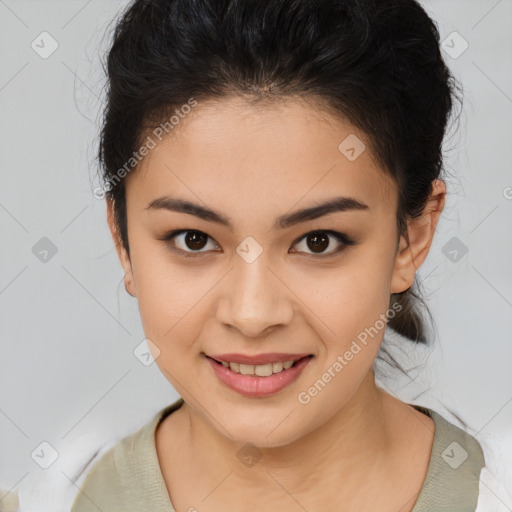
[98,0,462,346]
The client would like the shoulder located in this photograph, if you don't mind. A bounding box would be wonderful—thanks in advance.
[410,405,485,512]
[428,407,485,470]
[69,416,157,511]
[70,399,183,512]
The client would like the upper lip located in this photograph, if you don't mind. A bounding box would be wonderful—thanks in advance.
[206,353,312,365]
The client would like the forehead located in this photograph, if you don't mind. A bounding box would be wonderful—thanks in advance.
[127,96,397,218]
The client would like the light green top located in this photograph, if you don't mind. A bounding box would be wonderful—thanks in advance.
[70,398,485,512]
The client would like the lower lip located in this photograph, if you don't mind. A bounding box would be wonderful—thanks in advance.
[206,355,313,398]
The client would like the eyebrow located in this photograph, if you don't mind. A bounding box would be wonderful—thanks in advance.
[145,195,370,230]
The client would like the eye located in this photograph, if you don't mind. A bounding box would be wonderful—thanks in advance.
[290,230,356,257]
[160,229,357,259]
[161,229,220,257]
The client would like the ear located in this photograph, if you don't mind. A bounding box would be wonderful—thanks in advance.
[106,198,137,297]
[391,179,446,294]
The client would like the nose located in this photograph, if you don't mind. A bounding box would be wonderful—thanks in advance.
[215,256,294,338]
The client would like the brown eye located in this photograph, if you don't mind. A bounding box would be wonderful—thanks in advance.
[291,230,356,257]
[162,229,220,256]
[161,228,356,259]
[183,231,208,250]
[305,232,329,253]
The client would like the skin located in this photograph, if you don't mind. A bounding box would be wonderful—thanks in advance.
[107,96,446,511]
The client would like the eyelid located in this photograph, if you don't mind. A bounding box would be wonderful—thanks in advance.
[159,229,357,258]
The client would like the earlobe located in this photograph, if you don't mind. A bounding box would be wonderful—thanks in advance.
[105,198,137,298]
[123,275,136,297]
[390,179,446,294]
[390,232,417,294]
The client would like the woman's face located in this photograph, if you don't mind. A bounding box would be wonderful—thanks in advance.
[111,96,416,447]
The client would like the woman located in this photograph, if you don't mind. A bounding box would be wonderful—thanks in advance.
[67,0,490,510]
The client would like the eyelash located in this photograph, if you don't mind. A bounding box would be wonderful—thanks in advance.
[159,229,357,259]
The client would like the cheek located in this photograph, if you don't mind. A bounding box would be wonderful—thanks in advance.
[136,266,214,339]
[299,255,394,338]
[291,265,392,421]
[128,241,206,339]
[291,251,395,394]
[134,263,211,382]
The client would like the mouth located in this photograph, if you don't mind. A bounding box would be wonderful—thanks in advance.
[206,354,313,376]
[204,354,314,398]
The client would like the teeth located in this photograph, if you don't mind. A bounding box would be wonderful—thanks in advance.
[239,364,255,375]
[221,359,298,375]
[272,361,283,373]
[255,364,272,377]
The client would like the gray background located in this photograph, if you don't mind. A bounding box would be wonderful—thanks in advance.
[1,0,511,506]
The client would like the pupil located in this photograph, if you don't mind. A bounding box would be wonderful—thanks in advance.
[307,232,328,253]
[186,231,207,250]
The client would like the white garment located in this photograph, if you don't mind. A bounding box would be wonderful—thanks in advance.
[474,431,512,512]
[476,467,512,512]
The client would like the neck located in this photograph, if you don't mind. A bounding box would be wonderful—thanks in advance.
[179,370,394,495]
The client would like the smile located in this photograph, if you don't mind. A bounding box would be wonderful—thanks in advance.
[211,357,307,376]
[205,354,314,397]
